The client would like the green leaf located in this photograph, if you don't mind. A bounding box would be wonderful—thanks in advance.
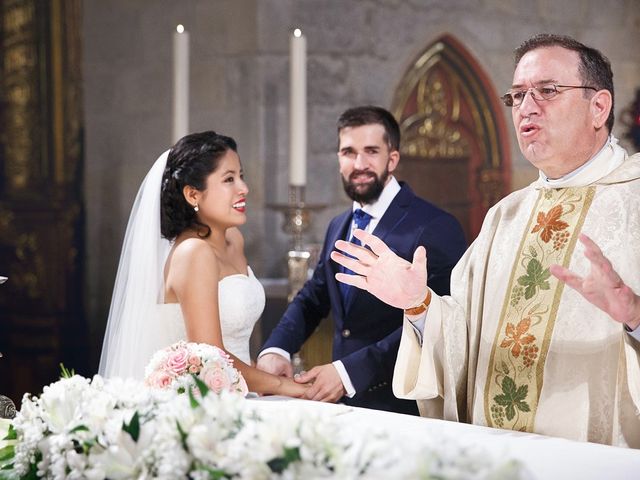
[493,376,531,422]
[23,458,40,480]
[192,375,210,398]
[4,424,16,441]
[523,284,536,300]
[268,447,301,474]
[517,259,551,300]
[69,425,90,434]
[0,445,14,462]
[188,386,200,409]
[122,411,140,442]
[59,363,75,379]
[514,384,529,403]
[197,465,229,479]
[176,420,188,450]
[502,376,517,396]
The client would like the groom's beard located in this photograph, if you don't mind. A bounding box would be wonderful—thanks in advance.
[342,164,389,205]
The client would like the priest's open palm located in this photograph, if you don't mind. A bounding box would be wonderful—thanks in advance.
[330,229,429,310]
[550,233,640,330]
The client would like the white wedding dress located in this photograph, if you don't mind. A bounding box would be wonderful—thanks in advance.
[156,267,265,364]
[99,152,267,380]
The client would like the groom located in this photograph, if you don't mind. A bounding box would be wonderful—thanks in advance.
[257,106,467,415]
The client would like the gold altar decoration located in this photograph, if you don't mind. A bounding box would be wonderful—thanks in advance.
[269,186,328,369]
[391,34,511,241]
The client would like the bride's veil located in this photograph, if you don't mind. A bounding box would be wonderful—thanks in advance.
[98,150,172,379]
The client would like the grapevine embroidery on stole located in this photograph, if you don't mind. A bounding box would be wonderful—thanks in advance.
[484,186,595,431]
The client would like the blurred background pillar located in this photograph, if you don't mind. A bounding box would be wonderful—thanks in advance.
[0,0,86,404]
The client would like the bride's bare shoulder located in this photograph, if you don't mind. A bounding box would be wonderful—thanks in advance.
[170,236,218,269]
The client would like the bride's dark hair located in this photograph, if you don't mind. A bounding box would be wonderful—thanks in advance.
[161,130,238,240]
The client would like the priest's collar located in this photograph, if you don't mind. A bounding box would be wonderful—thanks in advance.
[536,135,625,188]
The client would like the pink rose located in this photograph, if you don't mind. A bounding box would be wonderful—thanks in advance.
[188,364,200,374]
[165,348,189,375]
[199,365,231,393]
[188,355,201,366]
[145,369,174,389]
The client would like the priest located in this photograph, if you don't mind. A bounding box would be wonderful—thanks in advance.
[331,33,640,447]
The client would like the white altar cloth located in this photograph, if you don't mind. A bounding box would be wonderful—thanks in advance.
[249,397,640,479]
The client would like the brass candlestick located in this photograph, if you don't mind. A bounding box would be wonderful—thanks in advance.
[269,185,326,374]
[269,185,325,301]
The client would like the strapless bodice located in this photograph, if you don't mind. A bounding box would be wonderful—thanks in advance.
[156,266,265,364]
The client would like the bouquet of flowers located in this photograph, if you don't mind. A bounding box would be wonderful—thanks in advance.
[144,341,248,396]
[0,347,527,479]
[0,372,525,479]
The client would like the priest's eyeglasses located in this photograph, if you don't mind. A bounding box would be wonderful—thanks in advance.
[501,84,597,107]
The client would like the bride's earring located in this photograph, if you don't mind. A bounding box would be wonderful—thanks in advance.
[194,204,199,212]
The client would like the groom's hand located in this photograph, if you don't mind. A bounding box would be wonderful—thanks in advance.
[256,353,293,378]
[295,364,345,403]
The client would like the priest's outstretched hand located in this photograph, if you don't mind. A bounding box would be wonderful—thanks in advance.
[330,229,429,310]
[550,233,640,331]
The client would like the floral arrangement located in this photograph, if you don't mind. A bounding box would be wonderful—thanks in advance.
[144,341,248,396]
[0,372,525,479]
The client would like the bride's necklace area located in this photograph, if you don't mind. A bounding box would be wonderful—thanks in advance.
[207,232,247,278]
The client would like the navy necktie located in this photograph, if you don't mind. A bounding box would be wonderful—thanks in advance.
[350,209,373,246]
[340,209,372,301]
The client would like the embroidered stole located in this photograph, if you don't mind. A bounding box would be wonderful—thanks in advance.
[484,186,595,432]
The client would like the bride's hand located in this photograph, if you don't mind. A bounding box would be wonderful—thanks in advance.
[277,376,311,398]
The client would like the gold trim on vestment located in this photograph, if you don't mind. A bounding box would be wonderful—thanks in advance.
[484,187,596,431]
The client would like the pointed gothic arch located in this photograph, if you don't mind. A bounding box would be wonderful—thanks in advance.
[391,34,511,241]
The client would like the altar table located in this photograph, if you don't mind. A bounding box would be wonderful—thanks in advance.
[250,396,640,479]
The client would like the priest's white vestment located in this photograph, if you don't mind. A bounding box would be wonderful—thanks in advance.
[393,140,640,447]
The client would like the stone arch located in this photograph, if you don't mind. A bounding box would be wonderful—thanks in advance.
[391,34,511,241]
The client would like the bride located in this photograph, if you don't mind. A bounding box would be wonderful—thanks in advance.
[99,131,308,397]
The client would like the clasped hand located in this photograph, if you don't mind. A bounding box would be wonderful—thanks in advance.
[256,353,345,401]
[293,364,346,403]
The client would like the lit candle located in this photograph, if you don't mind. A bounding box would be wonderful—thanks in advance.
[289,28,307,186]
[172,24,190,143]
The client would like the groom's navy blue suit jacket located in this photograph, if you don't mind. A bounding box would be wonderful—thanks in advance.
[262,183,467,415]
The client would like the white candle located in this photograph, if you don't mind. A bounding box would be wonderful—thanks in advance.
[172,24,190,143]
[289,28,307,186]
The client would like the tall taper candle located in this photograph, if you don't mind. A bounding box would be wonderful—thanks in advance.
[172,24,190,143]
[289,28,307,186]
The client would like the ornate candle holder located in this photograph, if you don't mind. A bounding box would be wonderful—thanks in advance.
[268,187,327,373]
[269,185,325,301]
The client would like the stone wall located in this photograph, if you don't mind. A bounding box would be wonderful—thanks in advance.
[83,0,640,366]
